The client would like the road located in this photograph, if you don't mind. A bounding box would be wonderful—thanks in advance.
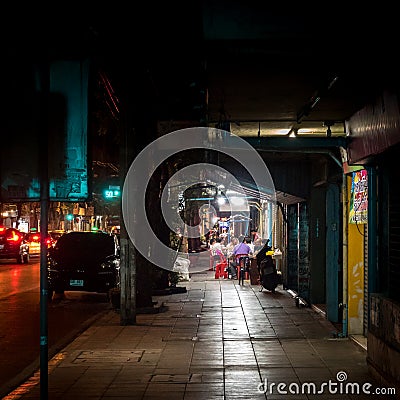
[0,258,112,398]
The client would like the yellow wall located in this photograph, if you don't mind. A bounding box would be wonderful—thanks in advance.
[347,175,365,335]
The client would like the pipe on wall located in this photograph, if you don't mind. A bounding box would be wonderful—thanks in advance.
[341,174,349,337]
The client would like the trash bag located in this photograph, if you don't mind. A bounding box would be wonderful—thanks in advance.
[173,256,190,281]
[260,256,275,275]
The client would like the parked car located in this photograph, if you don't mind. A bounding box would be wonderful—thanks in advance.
[48,230,66,247]
[23,232,41,257]
[23,232,54,257]
[47,231,120,300]
[0,226,29,264]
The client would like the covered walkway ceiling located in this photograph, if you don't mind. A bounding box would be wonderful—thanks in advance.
[6,4,398,206]
[201,3,398,139]
[9,4,397,141]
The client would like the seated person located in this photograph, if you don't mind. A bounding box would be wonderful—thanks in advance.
[210,237,224,270]
[232,236,253,283]
[232,236,252,257]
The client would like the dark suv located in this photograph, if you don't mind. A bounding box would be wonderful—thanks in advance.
[0,226,29,264]
[47,231,120,300]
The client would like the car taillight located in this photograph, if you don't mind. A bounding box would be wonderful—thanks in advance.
[7,231,21,242]
[0,226,6,233]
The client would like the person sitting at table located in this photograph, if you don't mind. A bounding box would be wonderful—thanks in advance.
[210,237,224,270]
[232,236,253,284]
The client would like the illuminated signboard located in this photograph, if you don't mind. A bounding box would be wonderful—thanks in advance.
[1,60,89,202]
[349,169,368,224]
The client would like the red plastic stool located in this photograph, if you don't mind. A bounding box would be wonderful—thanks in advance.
[214,250,228,278]
[215,261,228,278]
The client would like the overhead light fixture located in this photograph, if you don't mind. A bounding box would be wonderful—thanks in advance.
[297,128,313,134]
[217,196,226,205]
[230,196,245,206]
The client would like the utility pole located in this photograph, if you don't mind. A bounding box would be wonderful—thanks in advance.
[38,61,50,400]
[119,113,136,325]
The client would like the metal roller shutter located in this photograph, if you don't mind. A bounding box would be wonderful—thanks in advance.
[388,172,400,302]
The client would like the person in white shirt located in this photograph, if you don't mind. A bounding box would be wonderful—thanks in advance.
[210,238,224,270]
[225,237,239,259]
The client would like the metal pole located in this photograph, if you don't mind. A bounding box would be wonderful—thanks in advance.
[341,174,348,337]
[37,62,50,399]
[120,117,136,325]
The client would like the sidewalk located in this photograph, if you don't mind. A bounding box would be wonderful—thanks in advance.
[2,255,390,399]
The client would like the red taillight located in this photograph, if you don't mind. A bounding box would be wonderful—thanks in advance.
[7,231,21,242]
[0,226,6,233]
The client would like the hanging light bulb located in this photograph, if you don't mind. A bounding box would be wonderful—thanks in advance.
[217,196,226,205]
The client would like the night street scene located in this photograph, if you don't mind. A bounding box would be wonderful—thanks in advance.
[1,3,400,399]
